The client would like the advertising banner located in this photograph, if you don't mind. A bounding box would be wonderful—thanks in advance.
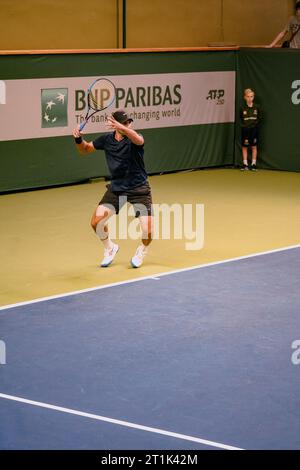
[0,71,235,142]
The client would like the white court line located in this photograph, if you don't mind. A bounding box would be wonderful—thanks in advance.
[0,392,243,450]
[0,243,299,312]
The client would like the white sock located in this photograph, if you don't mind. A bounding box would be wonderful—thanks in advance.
[102,237,114,250]
[139,244,147,253]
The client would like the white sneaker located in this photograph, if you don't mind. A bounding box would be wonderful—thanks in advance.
[100,243,119,267]
[131,245,147,268]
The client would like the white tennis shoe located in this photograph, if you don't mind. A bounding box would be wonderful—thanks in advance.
[131,245,147,268]
[100,243,119,267]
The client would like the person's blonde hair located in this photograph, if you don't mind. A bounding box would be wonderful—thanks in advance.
[244,88,255,96]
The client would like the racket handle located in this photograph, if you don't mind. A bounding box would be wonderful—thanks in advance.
[79,121,87,131]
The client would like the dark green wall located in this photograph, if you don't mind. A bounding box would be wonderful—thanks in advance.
[236,48,300,171]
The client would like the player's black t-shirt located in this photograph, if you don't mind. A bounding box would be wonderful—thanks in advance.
[93,132,147,191]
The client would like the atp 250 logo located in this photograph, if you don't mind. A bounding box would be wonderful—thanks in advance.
[206,89,225,105]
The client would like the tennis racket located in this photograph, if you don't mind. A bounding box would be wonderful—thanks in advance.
[79,78,116,131]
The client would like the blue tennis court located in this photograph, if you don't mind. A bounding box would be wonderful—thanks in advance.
[1,246,300,450]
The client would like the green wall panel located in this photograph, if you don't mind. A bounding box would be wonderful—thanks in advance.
[236,48,300,172]
[0,51,236,80]
[0,124,233,192]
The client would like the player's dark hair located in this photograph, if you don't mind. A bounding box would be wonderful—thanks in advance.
[296,1,300,11]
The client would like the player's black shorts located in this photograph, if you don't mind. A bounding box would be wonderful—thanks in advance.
[241,127,258,147]
[99,181,153,217]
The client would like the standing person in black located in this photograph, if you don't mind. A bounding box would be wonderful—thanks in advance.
[73,109,153,268]
[240,89,261,171]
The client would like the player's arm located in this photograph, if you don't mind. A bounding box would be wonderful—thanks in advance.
[107,117,144,146]
[122,127,144,146]
[73,127,96,155]
[268,28,288,48]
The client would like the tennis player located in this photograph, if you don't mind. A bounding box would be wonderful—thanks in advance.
[73,109,153,268]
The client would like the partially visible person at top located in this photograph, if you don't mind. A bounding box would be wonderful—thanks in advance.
[73,109,153,269]
[268,1,300,48]
[240,88,261,171]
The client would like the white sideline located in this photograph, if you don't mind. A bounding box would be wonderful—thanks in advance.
[0,392,243,450]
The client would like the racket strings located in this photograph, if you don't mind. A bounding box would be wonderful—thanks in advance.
[80,78,116,129]
[88,80,116,111]
[88,88,104,110]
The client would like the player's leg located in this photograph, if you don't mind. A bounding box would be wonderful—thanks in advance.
[91,204,114,242]
[91,184,123,267]
[127,183,153,268]
[140,214,153,246]
[131,215,154,268]
[91,204,119,267]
